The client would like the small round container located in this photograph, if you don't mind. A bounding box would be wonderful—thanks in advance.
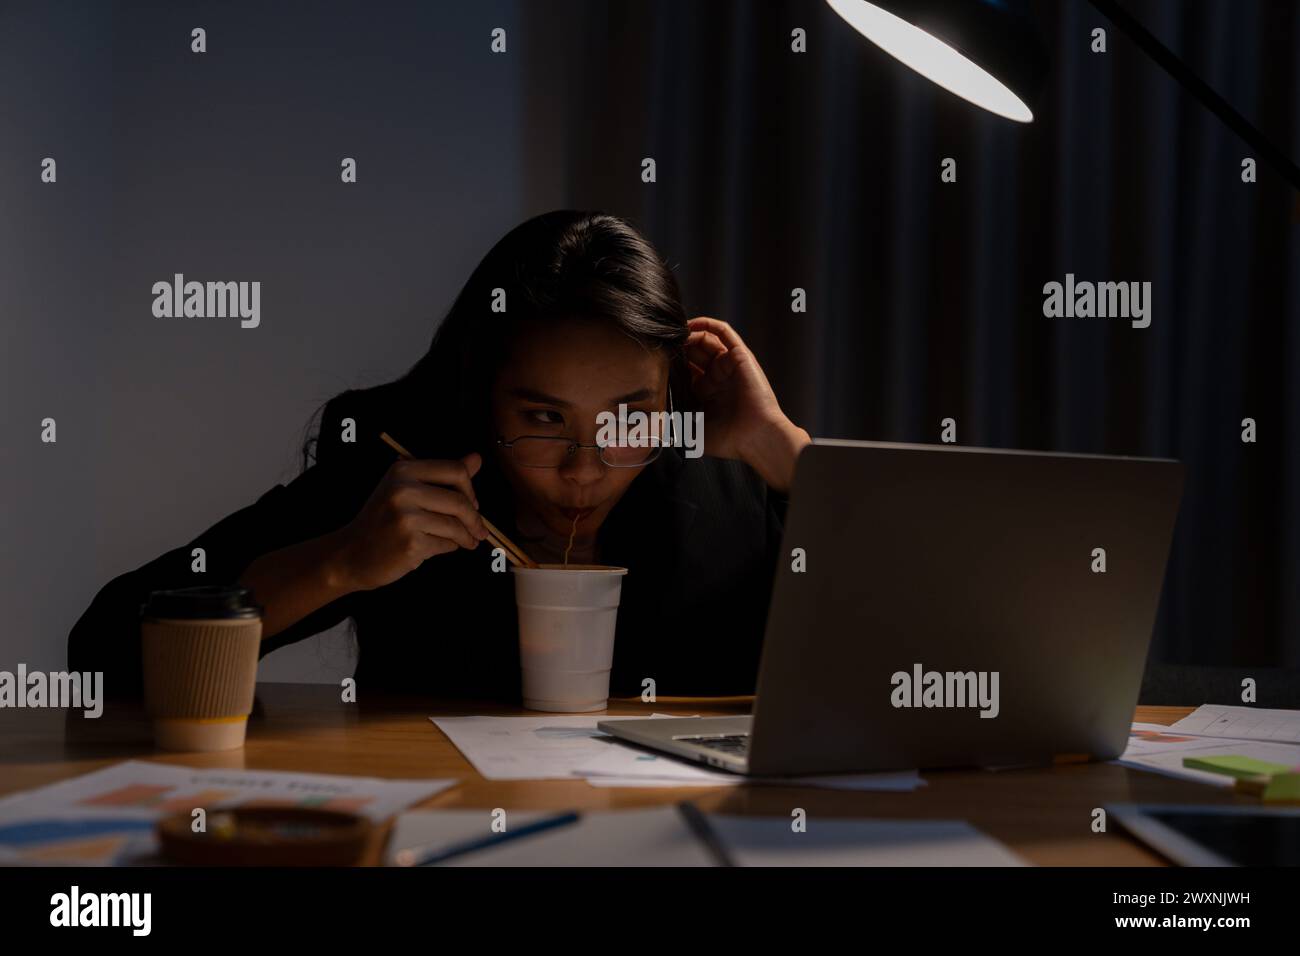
[157,807,372,866]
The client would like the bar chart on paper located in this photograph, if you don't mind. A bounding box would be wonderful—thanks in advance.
[0,761,456,865]
[77,783,378,814]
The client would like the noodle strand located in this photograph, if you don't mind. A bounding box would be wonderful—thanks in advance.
[563,513,579,566]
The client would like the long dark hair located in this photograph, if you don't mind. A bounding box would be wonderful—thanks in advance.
[300,209,692,472]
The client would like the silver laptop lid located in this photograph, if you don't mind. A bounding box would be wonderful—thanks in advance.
[747,440,1183,776]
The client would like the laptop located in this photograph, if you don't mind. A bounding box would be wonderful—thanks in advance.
[599,439,1184,776]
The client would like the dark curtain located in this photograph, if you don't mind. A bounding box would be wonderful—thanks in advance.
[518,0,1300,686]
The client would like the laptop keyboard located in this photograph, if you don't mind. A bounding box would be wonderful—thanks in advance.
[676,733,751,756]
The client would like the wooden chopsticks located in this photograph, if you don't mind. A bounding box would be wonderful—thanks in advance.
[478,517,538,569]
[379,432,538,569]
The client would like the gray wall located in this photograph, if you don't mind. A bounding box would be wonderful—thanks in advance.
[5,0,1297,686]
[1,0,538,682]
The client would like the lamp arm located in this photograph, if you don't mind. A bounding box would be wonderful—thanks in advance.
[1086,0,1300,192]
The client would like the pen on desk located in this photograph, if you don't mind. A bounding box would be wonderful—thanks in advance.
[676,800,735,867]
[393,810,582,867]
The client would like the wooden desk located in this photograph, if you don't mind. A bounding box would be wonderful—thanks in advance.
[0,685,1249,866]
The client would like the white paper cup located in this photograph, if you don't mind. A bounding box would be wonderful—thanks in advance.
[512,564,628,713]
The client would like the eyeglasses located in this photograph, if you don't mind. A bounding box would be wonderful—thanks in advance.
[497,435,663,469]
[497,391,679,470]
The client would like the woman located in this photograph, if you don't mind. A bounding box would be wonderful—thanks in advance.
[68,211,811,701]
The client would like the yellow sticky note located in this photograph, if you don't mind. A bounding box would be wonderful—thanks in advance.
[1262,773,1300,803]
[1182,755,1294,779]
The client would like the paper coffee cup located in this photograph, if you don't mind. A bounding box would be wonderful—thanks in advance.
[511,564,628,713]
[139,586,263,751]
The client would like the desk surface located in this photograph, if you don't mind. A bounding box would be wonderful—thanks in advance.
[0,684,1249,866]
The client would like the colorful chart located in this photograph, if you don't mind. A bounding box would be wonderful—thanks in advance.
[0,818,156,865]
[79,785,240,814]
[0,760,454,865]
[240,796,375,813]
[1129,729,1196,745]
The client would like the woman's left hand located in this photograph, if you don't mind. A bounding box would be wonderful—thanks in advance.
[685,316,811,493]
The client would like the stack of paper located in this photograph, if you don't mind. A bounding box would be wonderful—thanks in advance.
[1115,706,1300,788]
[386,807,716,866]
[0,761,458,865]
[708,815,1027,866]
[570,741,923,790]
[385,806,1026,866]
[1168,704,1300,743]
[430,715,924,791]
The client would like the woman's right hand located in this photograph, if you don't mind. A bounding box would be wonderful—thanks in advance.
[330,452,489,592]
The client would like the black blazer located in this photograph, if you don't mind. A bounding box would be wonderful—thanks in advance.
[67,385,789,701]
